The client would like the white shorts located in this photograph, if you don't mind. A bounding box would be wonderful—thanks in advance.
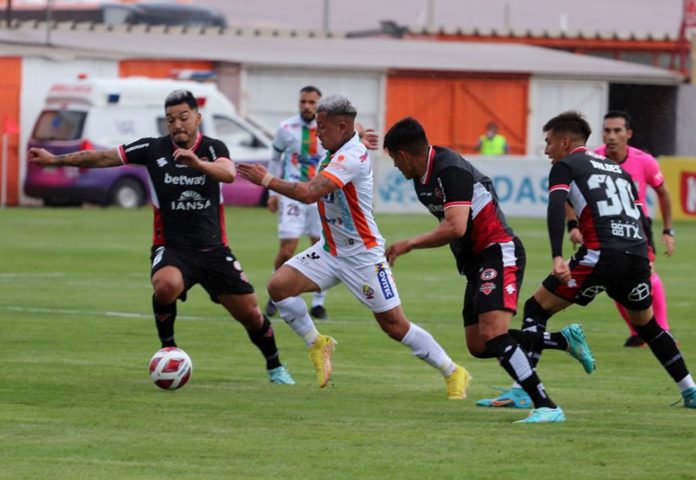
[285,243,401,313]
[278,197,322,239]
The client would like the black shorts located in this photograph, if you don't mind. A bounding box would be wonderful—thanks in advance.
[150,245,255,303]
[462,238,526,327]
[542,247,652,310]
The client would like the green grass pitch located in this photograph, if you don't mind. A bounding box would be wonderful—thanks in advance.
[1,207,695,479]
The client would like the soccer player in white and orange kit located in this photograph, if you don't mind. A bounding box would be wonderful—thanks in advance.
[589,111,674,347]
[238,94,470,397]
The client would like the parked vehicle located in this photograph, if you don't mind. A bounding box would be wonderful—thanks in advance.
[25,77,270,207]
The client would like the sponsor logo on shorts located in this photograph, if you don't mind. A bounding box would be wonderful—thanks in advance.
[362,284,375,300]
[629,282,650,302]
[480,268,498,281]
[580,285,605,299]
[233,260,242,271]
[376,263,395,300]
[298,251,321,265]
[505,284,516,295]
[480,282,496,295]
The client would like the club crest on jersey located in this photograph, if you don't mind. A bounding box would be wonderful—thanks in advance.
[375,263,395,300]
[171,190,211,211]
[480,282,496,295]
[362,284,375,300]
[480,268,498,281]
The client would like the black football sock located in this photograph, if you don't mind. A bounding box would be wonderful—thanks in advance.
[486,333,557,409]
[520,297,552,368]
[247,316,282,370]
[634,318,690,383]
[509,330,569,354]
[153,295,177,347]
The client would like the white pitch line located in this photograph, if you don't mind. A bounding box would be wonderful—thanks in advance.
[1,305,210,321]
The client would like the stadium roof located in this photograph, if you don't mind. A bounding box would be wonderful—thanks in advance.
[0,22,684,85]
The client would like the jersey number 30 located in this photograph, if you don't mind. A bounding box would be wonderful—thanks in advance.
[588,174,641,220]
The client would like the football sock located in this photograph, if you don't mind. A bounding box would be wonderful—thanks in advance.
[246,316,282,370]
[650,272,671,332]
[508,329,569,353]
[521,297,552,368]
[678,374,696,392]
[153,295,177,347]
[634,317,689,383]
[311,291,326,308]
[400,323,456,375]
[274,296,319,347]
[486,333,556,409]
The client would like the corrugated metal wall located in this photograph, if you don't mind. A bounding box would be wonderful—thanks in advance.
[385,73,529,154]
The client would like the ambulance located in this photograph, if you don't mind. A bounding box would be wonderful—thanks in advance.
[24,77,271,207]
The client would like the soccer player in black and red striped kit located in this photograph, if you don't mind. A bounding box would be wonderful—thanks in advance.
[28,90,295,385]
[383,117,593,423]
[485,111,695,411]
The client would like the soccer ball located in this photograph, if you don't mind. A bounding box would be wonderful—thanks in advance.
[149,347,192,390]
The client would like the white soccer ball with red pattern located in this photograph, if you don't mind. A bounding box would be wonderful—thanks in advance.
[149,347,192,390]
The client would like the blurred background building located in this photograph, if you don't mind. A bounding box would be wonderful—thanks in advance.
[1,0,695,214]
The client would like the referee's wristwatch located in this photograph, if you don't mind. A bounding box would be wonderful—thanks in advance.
[663,228,675,237]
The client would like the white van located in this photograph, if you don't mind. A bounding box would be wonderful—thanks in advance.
[25,77,271,207]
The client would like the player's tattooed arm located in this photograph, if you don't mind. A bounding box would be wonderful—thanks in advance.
[237,163,339,204]
[28,147,122,168]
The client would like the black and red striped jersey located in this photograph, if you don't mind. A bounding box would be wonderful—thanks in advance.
[547,147,648,258]
[118,133,230,248]
[414,146,515,273]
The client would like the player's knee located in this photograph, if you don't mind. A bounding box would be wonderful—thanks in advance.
[267,277,290,302]
[466,336,493,358]
[153,281,181,305]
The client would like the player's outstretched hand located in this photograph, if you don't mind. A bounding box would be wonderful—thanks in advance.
[28,147,54,166]
[386,240,412,266]
[237,163,269,186]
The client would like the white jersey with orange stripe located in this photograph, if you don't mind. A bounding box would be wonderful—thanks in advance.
[316,132,385,266]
